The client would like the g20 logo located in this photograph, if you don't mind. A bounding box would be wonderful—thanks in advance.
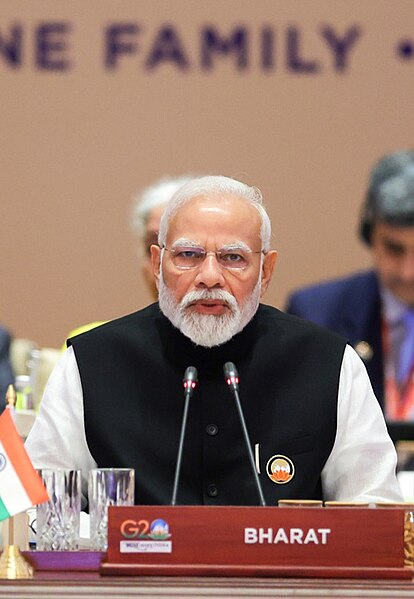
[120,518,171,540]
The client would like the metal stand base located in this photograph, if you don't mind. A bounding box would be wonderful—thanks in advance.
[0,545,34,579]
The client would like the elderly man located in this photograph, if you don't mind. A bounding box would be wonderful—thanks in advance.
[286,150,414,439]
[26,176,402,505]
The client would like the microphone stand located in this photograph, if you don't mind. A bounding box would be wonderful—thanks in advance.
[224,362,266,507]
[171,367,197,506]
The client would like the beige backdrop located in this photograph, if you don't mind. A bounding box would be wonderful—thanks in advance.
[1,0,414,347]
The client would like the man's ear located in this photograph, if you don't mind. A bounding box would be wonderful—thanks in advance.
[150,244,161,289]
[260,250,278,297]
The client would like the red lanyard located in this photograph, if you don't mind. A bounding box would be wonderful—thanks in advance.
[382,318,414,420]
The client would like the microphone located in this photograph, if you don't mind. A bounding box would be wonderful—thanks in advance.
[171,366,198,505]
[183,366,198,397]
[223,362,266,506]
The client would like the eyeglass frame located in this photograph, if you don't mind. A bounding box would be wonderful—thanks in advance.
[160,243,266,271]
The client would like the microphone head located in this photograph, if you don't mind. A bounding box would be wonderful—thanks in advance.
[183,366,198,391]
[223,362,238,378]
[223,362,239,389]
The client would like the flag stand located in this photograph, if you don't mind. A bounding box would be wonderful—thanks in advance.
[0,515,34,579]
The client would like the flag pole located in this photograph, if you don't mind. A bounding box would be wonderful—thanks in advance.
[8,515,14,546]
[0,386,34,579]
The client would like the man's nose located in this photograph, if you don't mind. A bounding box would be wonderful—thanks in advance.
[194,253,226,288]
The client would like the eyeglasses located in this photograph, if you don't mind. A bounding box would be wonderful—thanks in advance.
[162,245,264,271]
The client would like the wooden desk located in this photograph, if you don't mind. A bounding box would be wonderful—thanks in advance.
[0,571,414,598]
[2,506,412,597]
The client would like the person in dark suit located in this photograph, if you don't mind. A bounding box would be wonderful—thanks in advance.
[286,149,414,440]
[0,325,14,406]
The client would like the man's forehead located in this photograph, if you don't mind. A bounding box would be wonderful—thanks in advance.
[167,194,261,243]
[171,193,259,224]
[374,222,414,247]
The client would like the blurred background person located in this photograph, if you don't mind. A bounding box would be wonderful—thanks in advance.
[130,175,198,300]
[285,149,414,441]
[0,324,14,405]
[64,175,197,341]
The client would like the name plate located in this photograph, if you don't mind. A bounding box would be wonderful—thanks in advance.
[101,505,410,578]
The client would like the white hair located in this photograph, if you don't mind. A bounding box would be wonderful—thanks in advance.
[130,175,197,238]
[158,175,272,251]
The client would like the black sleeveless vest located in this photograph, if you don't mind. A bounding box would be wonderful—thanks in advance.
[69,303,346,506]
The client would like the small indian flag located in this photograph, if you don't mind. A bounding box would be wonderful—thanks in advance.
[0,408,49,521]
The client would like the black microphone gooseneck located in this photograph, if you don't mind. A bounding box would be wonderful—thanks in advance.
[223,362,266,506]
[171,366,198,506]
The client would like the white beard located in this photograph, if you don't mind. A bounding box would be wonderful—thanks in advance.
[158,273,261,347]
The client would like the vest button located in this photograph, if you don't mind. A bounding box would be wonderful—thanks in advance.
[206,424,219,436]
[207,484,218,497]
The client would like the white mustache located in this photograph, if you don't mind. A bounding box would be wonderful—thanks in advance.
[179,289,238,311]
